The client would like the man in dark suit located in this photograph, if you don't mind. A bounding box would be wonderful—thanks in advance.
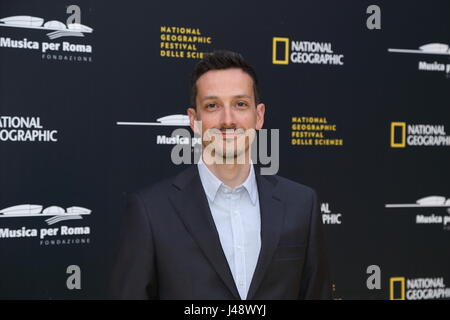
[110,51,332,300]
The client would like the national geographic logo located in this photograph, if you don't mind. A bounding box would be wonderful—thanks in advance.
[389,277,406,300]
[390,276,450,300]
[321,202,343,225]
[0,116,58,142]
[272,37,289,65]
[272,37,344,66]
[390,122,450,148]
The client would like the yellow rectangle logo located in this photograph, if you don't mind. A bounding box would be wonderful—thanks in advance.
[272,37,289,65]
[391,122,406,148]
[390,277,405,300]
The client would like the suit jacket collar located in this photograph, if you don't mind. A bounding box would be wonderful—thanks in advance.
[168,165,286,300]
[248,165,285,299]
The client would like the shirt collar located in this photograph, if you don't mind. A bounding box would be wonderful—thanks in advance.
[197,159,258,205]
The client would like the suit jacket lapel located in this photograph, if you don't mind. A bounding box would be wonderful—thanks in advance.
[247,169,286,300]
[168,166,241,300]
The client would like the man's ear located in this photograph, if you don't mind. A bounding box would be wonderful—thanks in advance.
[187,107,197,133]
[256,103,265,130]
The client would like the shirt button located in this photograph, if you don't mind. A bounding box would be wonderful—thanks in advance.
[239,281,244,287]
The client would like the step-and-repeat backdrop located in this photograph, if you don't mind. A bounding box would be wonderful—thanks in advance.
[0,0,449,299]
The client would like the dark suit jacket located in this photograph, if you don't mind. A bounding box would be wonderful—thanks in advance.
[110,165,332,299]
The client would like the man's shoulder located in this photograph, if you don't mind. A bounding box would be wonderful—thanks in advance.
[130,166,317,203]
[130,165,196,201]
[262,172,317,201]
[132,178,172,202]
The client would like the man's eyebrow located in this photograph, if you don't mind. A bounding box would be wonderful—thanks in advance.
[233,94,252,99]
[201,94,251,102]
[201,95,219,102]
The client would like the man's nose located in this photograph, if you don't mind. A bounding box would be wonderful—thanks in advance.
[220,105,236,128]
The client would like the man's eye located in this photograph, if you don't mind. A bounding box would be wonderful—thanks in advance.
[206,103,217,109]
[236,101,248,107]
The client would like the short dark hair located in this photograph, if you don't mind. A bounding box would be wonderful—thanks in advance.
[190,50,260,108]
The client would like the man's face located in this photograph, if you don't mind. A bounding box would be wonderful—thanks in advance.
[187,68,265,163]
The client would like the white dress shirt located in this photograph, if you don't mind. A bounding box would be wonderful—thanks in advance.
[197,161,261,300]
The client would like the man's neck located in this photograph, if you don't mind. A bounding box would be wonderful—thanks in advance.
[202,156,251,189]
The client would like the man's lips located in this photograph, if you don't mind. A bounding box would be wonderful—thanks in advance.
[221,131,237,137]
[220,131,242,139]
[203,129,246,140]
